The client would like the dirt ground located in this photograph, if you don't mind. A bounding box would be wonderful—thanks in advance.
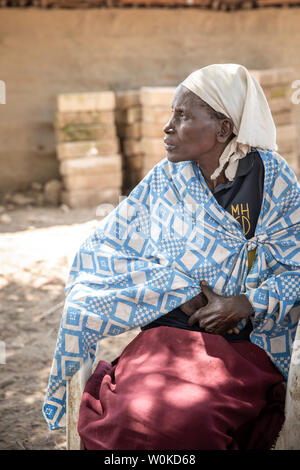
[0,204,139,450]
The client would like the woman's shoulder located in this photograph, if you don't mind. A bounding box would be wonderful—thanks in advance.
[254,147,294,170]
[254,148,299,188]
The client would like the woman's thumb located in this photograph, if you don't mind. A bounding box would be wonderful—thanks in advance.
[200,280,212,297]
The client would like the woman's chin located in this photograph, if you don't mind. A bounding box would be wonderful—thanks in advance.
[166,149,183,163]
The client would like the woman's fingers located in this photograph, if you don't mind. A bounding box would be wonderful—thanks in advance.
[180,292,207,316]
[226,327,240,335]
[187,309,201,327]
[197,321,240,335]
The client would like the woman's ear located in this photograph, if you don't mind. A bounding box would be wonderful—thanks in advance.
[216,119,234,144]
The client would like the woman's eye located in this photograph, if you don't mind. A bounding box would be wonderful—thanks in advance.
[173,110,186,120]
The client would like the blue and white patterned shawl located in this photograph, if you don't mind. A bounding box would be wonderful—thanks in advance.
[43,149,300,430]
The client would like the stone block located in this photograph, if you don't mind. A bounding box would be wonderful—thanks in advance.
[141,106,173,124]
[56,140,119,160]
[63,171,122,190]
[59,155,122,176]
[116,90,140,109]
[141,122,165,138]
[140,87,176,107]
[273,110,293,126]
[62,187,121,208]
[276,124,298,154]
[120,123,142,139]
[143,155,164,172]
[263,85,291,101]
[121,122,165,139]
[283,152,299,171]
[57,91,116,112]
[123,168,143,190]
[125,153,143,171]
[55,110,115,128]
[268,97,291,114]
[56,123,116,142]
[251,68,295,87]
[126,106,142,124]
[115,108,126,125]
[123,139,142,156]
[115,107,141,125]
[44,179,62,205]
[140,138,166,156]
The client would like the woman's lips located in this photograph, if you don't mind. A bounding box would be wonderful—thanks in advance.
[165,144,176,151]
[164,139,177,150]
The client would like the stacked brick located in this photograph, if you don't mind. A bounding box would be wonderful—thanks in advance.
[55,69,298,207]
[251,68,298,176]
[117,70,299,194]
[2,0,300,8]
[116,87,175,193]
[32,0,108,6]
[55,91,122,208]
[256,0,300,7]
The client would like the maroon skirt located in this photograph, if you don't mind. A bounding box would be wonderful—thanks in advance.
[77,326,285,450]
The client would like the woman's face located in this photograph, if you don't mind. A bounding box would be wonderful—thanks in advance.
[163,85,222,168]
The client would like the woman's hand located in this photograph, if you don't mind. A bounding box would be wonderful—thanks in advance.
[180,288,208,316]
[187,280,254,335]
[180,282,244,335]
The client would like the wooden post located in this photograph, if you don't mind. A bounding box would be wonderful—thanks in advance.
[274,319,300,450]
[66,356,93,450]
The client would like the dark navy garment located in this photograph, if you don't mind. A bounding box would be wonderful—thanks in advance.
[141,151,265,342]
[212,150,265,240]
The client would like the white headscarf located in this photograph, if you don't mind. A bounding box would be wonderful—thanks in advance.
[181,63,277,181]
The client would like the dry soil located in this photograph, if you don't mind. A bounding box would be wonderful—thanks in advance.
[0,205,139,450]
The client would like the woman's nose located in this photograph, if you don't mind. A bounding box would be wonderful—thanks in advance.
[163,115,175,134]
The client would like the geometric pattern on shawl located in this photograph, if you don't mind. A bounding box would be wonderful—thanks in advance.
[43,149,300,430]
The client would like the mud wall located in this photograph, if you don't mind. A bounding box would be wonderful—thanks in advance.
[1,8,300,195]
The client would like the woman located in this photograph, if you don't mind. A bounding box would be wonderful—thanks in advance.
[43,64,300,450]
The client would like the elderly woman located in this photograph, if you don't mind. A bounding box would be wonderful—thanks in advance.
[43,64,300,450]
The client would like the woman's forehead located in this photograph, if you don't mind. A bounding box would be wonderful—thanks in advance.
[172,85,207,110]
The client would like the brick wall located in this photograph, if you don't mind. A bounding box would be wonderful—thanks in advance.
[1,8,300,197]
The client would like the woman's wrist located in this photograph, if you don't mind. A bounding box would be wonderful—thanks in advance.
[237,294,255,319]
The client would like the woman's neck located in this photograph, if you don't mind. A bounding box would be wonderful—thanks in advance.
[200,162,229,192]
